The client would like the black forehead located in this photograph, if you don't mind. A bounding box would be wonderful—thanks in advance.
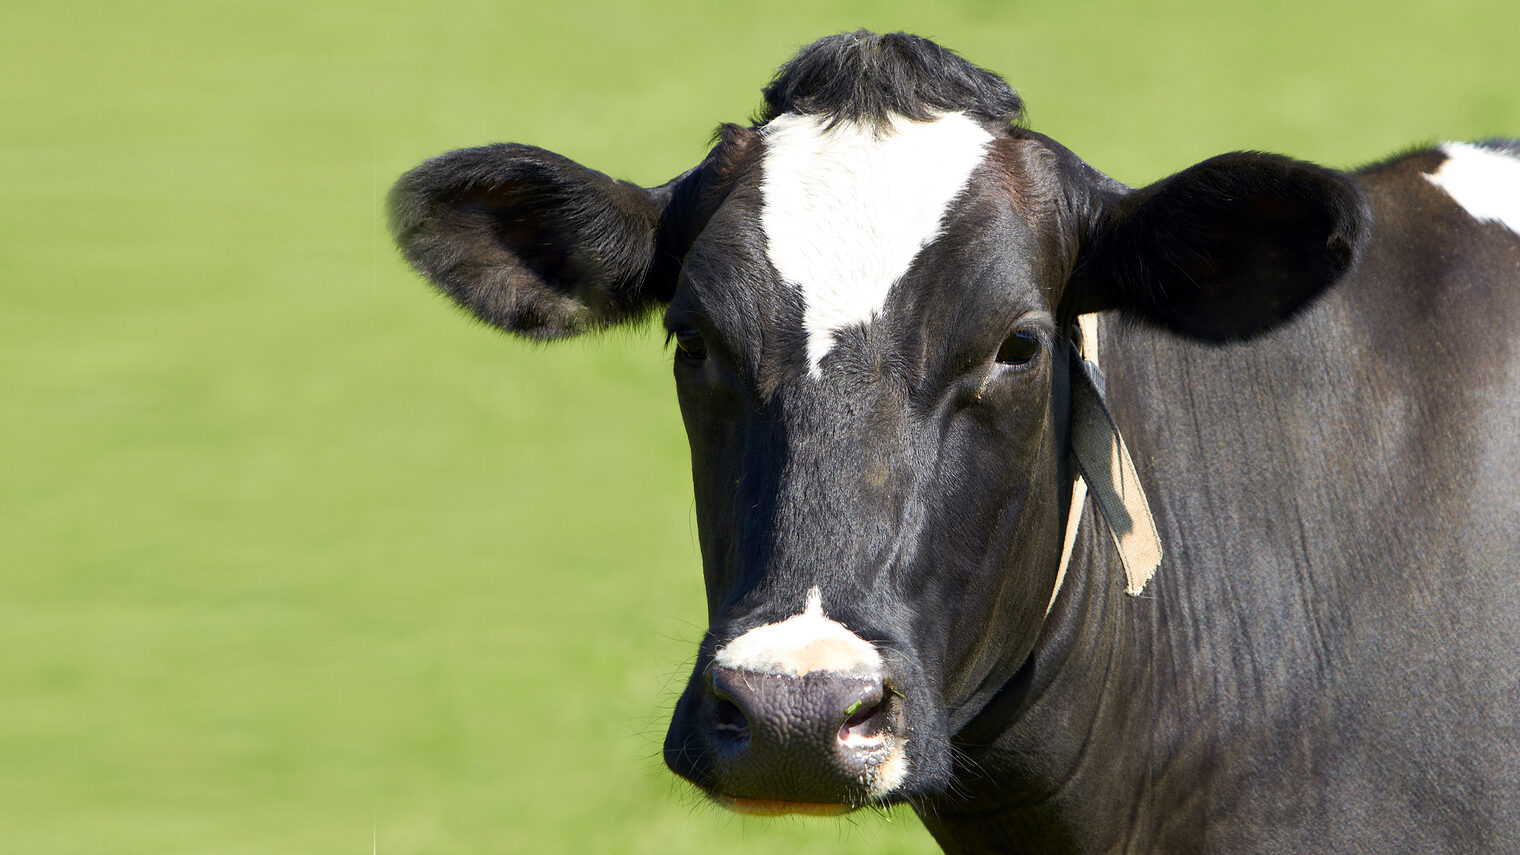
[674,171,807,375]
[891,161,1059,325]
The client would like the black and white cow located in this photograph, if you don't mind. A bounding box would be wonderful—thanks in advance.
[391,31,1520,853]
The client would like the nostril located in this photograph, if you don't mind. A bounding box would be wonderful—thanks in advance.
[714,696,749,739]
[709,670,751,743]
[838,702,884,742]
[837,688,891,744]
[842,701,879,729]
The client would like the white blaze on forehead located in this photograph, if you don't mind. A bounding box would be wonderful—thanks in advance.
[714,586,882,676]
[760,111,994,376]
[1425,142,1520,234]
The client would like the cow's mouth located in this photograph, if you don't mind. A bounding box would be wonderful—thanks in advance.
[720,796,855,816]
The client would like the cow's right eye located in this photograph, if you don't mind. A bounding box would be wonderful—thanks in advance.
[671,326,708,360]
[995,331,1040,366]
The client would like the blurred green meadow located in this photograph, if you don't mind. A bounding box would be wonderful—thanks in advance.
[2,0,1514,852]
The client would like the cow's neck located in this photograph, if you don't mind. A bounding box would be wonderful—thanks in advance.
[917,473,1161,853]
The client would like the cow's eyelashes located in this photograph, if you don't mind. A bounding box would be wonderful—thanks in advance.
[995,331,1040,366]
[669,325,708,361]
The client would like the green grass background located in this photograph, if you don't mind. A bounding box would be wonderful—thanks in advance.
[3,0,1515,852]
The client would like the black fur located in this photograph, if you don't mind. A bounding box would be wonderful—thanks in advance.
[756,30,1024,130]
[1477,137,1520,156]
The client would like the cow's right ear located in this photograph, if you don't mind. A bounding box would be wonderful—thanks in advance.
[1060,152,1370,342]
[389,143,692,339]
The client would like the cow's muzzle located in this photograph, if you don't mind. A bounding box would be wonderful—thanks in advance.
[665,662,910,812]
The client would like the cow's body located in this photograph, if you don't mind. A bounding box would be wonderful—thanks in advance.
[926,150,1520,852]
[391,32,1520,853]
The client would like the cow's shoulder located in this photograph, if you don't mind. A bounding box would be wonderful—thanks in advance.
[1354,139,1520,242]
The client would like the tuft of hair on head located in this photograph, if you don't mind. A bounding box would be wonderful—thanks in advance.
[755,30,1024,130]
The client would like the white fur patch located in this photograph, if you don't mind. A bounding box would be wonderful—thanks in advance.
[760,111,993,376]
[865,742,909,799]
[714,587,882,677]
[1424,142,1520,234]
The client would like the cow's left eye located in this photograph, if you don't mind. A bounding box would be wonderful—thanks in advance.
[995,331,1040,366]
[671,325,708,360]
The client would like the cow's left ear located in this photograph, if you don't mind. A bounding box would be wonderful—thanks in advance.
[1063,152,1370,341]
[389,143,695,340]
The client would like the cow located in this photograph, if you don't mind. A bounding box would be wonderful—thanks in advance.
[389,31,1520,853]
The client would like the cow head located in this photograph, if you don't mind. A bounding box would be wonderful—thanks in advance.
[391,31,1367,815]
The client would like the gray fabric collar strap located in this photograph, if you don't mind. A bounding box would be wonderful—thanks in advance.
[1046,315,1164,615]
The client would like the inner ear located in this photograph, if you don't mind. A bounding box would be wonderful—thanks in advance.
[1067,152,1371,342]
[459,181,580,294]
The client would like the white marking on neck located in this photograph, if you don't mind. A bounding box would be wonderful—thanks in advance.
[1424,142,1520,234]
[714,586,882,677]
[760,111,994,376]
